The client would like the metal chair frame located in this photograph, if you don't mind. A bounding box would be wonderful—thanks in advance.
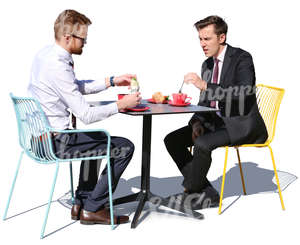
[218,84,285,214]
[3,93,116,238]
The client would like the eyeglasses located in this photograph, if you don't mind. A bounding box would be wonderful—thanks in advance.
[71,34,87,44]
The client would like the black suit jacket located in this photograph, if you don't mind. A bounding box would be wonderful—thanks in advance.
[189,45,268,146]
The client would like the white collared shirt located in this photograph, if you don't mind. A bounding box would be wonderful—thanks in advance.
[211,44,227,111]
[28,43,118,129]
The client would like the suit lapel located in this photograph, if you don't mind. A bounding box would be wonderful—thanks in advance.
[220,45,235,85]
[202,45,236,85]
[202,57,214,82]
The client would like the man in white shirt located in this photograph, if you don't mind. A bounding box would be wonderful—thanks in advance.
[28,9,141,225]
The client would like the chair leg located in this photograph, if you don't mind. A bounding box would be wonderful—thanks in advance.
[69,162,74,204]
[235,147,247,195]
[219,147,229,214]
[40,162,60,239]
[3,151,24,220]
[268,145,285,210]
[106,157,116,230]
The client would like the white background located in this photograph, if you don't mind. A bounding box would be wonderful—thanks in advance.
[0,0,299,244]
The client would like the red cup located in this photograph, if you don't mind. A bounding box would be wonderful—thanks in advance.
[172,93,192,104]
[118,94,128,100]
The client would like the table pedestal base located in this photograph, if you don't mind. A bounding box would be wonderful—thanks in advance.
[112,191,204,228]
[112,114,204,228]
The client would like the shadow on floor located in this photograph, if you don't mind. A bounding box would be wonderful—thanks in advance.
[112,162,297,199]
[57,161,297,215]
[5,162,296,237]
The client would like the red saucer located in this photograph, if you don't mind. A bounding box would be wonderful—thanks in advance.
[168,100,191,107]
[126,105,150,112]
[147,98,169,104]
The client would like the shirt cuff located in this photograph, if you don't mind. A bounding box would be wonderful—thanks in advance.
[94,79,107,91]
[108,102,119,115]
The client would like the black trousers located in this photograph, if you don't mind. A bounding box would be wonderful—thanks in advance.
[164,115,230,193]
[53,131,134,212]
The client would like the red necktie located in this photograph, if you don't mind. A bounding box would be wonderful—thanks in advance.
[70,61,77,129]
[210,58,219,108]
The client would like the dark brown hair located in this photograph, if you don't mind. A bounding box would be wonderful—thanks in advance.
[194,15,228,38]
[54,9,92,41]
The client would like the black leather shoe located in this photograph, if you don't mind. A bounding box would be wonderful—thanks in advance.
[80,208,129,225]
[71,204,82,220]
[190,186,220,210]
[172,186,220,211]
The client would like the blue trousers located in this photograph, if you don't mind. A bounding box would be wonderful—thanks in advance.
[53,131,134,212]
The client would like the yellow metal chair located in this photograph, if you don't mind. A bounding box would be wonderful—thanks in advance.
[218,84,285,214]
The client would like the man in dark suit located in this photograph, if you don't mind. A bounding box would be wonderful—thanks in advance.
[164,16,268,209]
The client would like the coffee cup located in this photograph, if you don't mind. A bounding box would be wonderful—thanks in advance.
[172,93,192,104]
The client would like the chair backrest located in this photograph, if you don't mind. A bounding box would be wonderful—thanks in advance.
[256,84,285,144]
[10,93,56,163]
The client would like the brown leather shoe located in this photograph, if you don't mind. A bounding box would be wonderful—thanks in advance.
[80,208,129,225]
[71,205,82,220]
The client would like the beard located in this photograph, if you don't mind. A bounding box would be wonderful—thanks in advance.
[70,42,84,55]
[72,47,83,55]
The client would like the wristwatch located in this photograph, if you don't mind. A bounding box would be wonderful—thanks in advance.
[110,76,115,87]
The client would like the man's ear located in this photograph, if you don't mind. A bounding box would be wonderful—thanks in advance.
[64,34,71,45]
[219,33,226,44]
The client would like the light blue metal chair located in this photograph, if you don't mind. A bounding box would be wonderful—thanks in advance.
[3,93,116,238]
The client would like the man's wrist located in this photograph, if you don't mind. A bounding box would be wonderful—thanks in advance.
[203,81,207,90]
[105,76,116,88]
[198,80,207,90]
[116,100,126,111]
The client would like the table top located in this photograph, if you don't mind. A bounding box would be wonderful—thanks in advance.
[89,100,219,116]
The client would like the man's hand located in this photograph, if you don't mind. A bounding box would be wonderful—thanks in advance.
[116,92,141,110]
[114,74,137,86]
[191,120,204,142]
[184,73,207,91]
[105,74,137,88]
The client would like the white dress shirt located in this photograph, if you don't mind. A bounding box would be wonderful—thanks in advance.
[211,44,227,111]
[28,43,118,130]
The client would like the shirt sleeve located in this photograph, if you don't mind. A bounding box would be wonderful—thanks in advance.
[75,78,107,95]
[48,64,118,125]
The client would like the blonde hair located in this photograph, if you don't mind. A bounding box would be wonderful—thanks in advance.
[54,9,92,41]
